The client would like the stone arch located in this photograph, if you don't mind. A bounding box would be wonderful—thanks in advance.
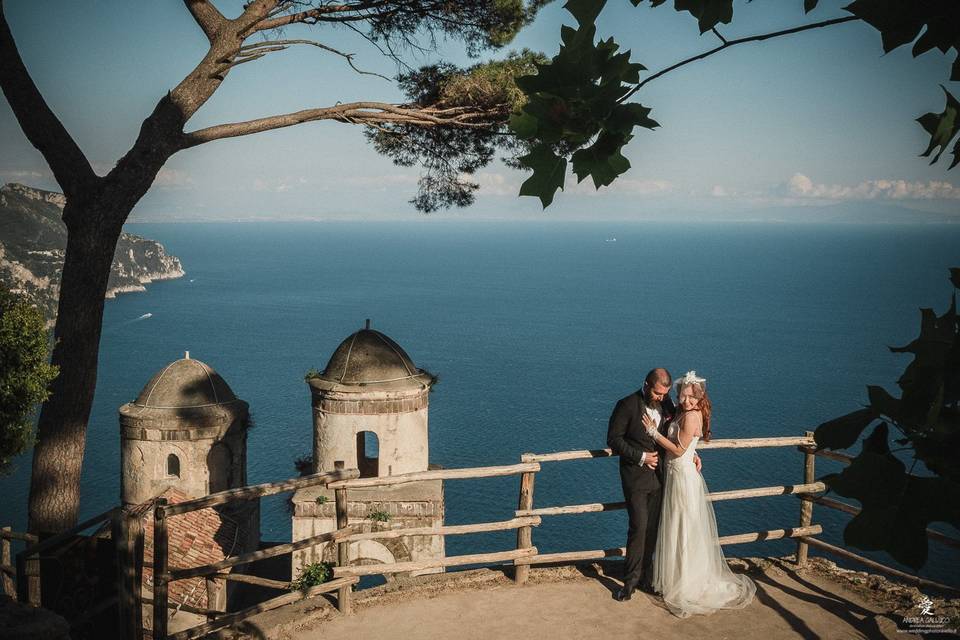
[321,538,410,567]
[355,430,380,478]
[349,540,395,566]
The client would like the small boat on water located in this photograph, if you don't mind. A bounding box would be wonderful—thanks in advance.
[605,237,617,242]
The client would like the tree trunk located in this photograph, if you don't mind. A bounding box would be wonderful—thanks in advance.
[28,203,124,534]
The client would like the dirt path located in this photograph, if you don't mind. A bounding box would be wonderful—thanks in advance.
[239,559,956,640]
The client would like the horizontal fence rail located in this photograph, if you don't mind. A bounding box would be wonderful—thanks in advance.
[798,536,959,594]
[341,516,542,543]
[333,548,539,578]
[167,525,361,582]
[166,577,360,640]
[517,482,828,517]
[0,530,38,543]
[521,435,817,463]
[512,525,825,567]
[800,495,960,551]
[19,431,950,640]
[325,462,541,489]
[164,468,360,516]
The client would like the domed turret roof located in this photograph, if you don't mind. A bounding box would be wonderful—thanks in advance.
[310,328,433,392]
[132,357,239,409]
[119,356,247,430]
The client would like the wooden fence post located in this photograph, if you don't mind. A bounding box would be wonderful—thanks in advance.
[16,538,40,606]
[333,461,351,615]
[115,509,144,640]
[205,576,224,619]
[514,470,536,585]
[1,527,13,598]
[153,498,169,640]
[796,431,816,567]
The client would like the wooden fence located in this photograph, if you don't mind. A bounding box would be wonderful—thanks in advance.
[4,431,958,640]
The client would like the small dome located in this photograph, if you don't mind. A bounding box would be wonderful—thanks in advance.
[132,357,239,409]
[310,329,433,392]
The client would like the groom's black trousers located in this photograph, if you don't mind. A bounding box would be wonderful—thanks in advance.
[622,482,662,590]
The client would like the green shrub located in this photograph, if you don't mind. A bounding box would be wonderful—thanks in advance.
[290,562,332,591]
[369,509,391,523]
[0,290,58,474]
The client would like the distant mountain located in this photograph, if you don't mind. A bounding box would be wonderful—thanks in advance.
[759,201,960,224]
[0,183,184,322]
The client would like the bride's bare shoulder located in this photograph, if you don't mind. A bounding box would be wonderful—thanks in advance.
[678,410,703,430]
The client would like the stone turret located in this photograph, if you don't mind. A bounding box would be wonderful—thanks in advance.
[119,354,259,632]
[292,325,445,576]
[118,354,250,505]
[307,327,435,478]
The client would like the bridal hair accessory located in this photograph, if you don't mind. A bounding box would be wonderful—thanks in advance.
[675,370,707,388]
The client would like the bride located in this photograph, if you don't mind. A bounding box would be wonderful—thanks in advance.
[641,371,755,618]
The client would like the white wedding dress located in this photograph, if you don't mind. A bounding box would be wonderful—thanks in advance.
[652,422,756,618]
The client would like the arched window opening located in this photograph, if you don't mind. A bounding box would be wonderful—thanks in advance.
[207,442,233,493]
[356,430,380,478]
[167,453,180,478]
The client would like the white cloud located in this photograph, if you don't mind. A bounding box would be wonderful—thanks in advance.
[786,173,960,200]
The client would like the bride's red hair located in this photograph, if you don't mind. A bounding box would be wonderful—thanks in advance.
[683,383,713,442]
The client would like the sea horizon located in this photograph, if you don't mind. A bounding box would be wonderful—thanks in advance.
[2,220,958,586]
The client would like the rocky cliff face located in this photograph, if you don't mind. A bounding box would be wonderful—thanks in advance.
[0,183,185,322]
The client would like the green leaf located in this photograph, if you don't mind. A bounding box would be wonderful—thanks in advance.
[564,0,607,26]
[844,0,927,54]
[571,132,632,188]
[674,0,734,34]
[813,408,877,450]
[804,0,819,13]
[867,385,902,422]
[509,111,539,139]
[916,86,960,166]
[824,451,906,508]
[603,103,659,135]
[518,144,567,208]
[843,506,896,552]
[861,421,889,454]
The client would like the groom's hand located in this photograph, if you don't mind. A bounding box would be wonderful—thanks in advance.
[694,454,702,473]
[644,451,659,469]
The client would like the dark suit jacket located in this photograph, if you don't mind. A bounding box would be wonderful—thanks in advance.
[607,390,675,494]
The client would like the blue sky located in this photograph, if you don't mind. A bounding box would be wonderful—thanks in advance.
[1,0,958,220]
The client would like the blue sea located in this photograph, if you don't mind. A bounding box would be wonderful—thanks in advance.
[2,221,958,586]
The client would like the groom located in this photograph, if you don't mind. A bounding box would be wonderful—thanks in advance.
[607,367,677,601]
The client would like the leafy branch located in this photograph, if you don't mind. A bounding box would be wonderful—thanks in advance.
[510,0,960,208]
[814,268,960,569]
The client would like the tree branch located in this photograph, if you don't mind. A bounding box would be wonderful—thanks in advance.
[241,39,392,80]
[253,1,391,32]
[183,0,227,43]
[182,101,503,147]
[620,16,860,103]
[0,2,97,199]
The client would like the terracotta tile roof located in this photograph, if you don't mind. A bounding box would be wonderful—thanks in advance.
[140,488,246,610]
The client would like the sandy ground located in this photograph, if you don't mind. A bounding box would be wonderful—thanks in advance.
[231,558,958,640]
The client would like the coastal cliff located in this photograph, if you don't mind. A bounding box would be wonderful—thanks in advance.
[0,183,184,321]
